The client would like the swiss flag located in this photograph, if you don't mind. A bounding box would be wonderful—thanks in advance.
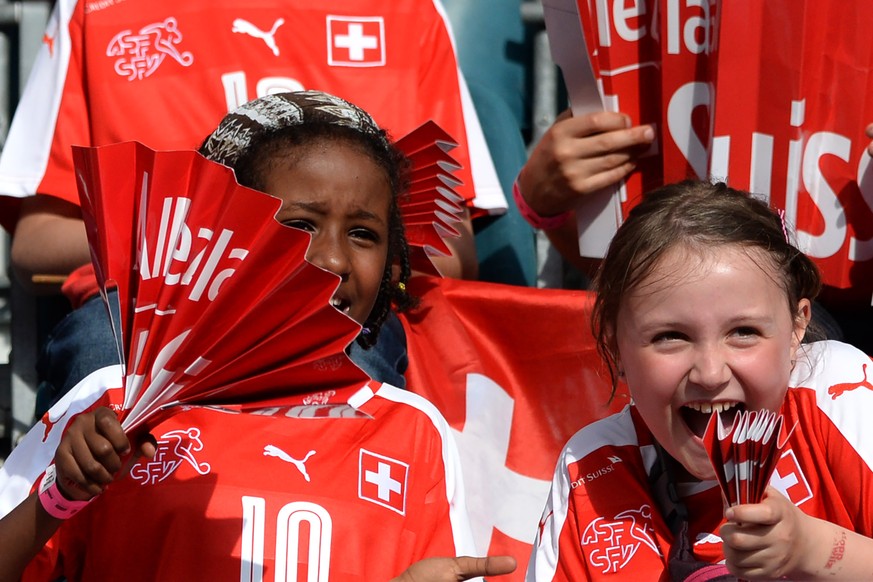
[401,277,628,578]
[326,16,385,67]
[358,448,409,515]
[770,449,814,506]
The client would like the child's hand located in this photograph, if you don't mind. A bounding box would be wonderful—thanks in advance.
[719,485,813,579]
[390,555,517,581]
[517,110,655,219]
[52,407,155,501]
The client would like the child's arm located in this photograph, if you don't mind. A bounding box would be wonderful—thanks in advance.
[0,406,153,580]
[516,109,654,279]
[720,485,873,580]
[0,489,65,578]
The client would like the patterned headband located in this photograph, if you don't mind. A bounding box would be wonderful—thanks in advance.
[199,90,391,168]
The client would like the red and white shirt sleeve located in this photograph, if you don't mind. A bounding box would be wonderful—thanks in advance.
[776,340,873,536]
[0,0,84,229]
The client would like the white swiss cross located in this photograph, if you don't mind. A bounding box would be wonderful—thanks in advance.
[358,449,408,514]
[366,462,401,501]
[326,16,385,67]
[769,449,813,506]
[771,467,799,492]
[452,374,552,553]
[335,23,377,61]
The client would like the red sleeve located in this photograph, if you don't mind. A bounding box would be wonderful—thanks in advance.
[0,0,90,208]
[415,2,508,214]
[0,0,89,232]
[20,536,64,582]
[39,0,91,206]
[416,5,472,199]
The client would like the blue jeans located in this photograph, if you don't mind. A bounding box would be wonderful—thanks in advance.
[35,291,120,419]
[346,312,408,389]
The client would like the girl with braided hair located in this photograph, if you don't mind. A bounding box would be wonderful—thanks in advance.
[197,89,418,351]
[0,91,517,581]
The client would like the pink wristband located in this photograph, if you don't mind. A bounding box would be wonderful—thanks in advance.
[513,179,572,230]
[38,464,92,520]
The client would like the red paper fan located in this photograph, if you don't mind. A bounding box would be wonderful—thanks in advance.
[73,142,369,433]
[395,121,465,275]
[703,408,795,507]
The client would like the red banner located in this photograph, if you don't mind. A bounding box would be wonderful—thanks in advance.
[713,1,873,301]
[401,277,628,578]
[559,0,873,301]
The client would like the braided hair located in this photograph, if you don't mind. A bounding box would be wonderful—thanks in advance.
[199,90,417,349]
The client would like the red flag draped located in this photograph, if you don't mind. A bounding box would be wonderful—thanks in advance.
[401,276,628,577]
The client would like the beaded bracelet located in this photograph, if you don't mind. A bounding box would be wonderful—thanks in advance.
[38,464,92,520]
[512,179,573,230]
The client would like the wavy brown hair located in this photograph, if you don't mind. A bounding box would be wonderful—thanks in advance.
[591,180,822,396]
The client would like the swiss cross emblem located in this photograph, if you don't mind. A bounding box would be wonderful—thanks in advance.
[769,449,813,506]
[358,448,408,514]
[326,16,385,67]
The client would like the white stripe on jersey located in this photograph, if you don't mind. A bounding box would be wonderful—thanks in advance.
[526,405,639,581]
[789,340,873,473]
[430,0,507,214]
[355,381,479,560]
[0,363,123,517]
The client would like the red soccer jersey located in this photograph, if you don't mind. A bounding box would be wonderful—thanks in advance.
[23,382,475,581]
[0,0,504,233]
[527,340,873,581]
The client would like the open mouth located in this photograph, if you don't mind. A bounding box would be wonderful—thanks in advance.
[330,296,352,315]
[680,401,745,438]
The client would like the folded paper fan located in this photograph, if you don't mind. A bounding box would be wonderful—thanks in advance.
[395,120,465,275]
[702,408,795,507]
[73,142,369,433]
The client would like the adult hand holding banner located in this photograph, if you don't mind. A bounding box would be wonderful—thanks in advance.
[541,0,624,259]
[542,0,873,306]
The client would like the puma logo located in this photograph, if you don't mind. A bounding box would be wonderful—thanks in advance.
[264,445,316,482]
[40,409,68,442]
[828,363,872,399]
[42,33,55,56]
[537,510,553,541]
[232,18,284,56]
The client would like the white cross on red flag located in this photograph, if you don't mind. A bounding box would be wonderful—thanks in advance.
[401,277,629,579]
